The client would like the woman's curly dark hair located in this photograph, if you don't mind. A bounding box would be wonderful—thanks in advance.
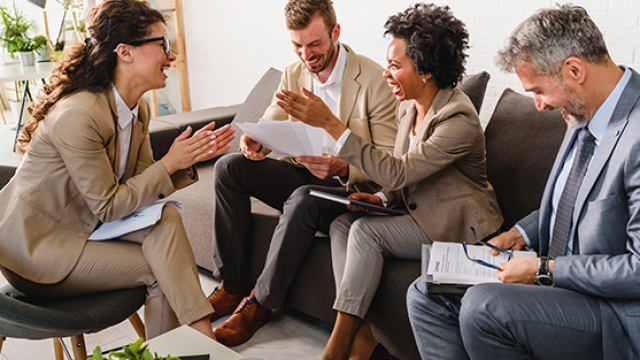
[17,0,164,154]
[384,3,469,89]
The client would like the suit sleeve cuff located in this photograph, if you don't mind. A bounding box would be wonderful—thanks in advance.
[514,224,534,251]
[333,129,352,154]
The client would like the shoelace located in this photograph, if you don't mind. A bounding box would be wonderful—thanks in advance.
[208,286,221,298]
[233,297,256,315]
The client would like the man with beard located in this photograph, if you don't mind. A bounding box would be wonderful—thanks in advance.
[209,0,397,346]
[406,5,640,360]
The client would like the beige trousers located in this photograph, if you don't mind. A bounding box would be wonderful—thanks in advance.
[330,212,431,319]
[2,206,213,339]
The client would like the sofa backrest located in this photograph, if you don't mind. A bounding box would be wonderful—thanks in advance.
[485,88,566,230]
[227,68,283,154]
[458,71,490,114]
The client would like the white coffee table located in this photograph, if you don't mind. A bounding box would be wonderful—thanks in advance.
[145,325,243,360]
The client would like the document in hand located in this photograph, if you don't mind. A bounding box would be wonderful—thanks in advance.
[424,242,536,285]
[236,118,325,157]
[88,200,181,241]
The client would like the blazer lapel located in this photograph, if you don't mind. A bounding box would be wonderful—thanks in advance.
[107,89,121,178]
[338,45,360,127]
[395,101,415,157]
[412,88,452,150]
[122,119,143,181]
[572,72,640,230]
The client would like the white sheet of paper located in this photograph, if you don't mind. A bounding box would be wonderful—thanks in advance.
[426,242,535,285]
[88,201,181,241]
[237,119,324,157]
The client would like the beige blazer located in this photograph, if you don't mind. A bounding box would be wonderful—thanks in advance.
[337,87,503,243]
[262,43,397,190]
[0,89,195,284]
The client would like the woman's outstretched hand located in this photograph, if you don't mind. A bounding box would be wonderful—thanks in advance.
[161,122,235,175]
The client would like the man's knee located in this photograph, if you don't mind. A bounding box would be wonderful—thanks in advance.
[213,153,247,186]
[407,277,428,315]
[460,283,504,334]
[284,185,320,215]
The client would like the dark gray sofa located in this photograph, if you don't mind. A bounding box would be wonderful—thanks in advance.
[0,68,566,360]
[143,67,566,359]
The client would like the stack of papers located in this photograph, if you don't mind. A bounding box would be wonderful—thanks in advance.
[424,242,535,285]
[89,201,181,241]
[236,119,326,157]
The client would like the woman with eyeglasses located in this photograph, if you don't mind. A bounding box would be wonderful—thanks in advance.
[0,0,234,340]
[276,3,503,359]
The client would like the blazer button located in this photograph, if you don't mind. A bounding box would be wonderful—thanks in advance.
[409,202,417,210]
[159,194,165,199]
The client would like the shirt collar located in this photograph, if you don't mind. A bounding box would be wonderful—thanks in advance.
[111,83,139,129]
[307,42,348,87]
[586,66,632,143]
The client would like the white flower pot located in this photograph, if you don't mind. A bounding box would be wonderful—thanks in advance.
[17,51,35,67]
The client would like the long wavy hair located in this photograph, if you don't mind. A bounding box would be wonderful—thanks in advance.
[16,0,164,154]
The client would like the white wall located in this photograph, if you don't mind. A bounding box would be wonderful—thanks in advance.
[181,0,640,125]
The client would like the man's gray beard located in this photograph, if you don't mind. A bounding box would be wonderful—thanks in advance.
[565,114,589,129]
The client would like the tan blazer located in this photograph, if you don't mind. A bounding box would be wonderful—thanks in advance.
[0,89,195,284]
[337,87,503,243]
[262,43,397,190]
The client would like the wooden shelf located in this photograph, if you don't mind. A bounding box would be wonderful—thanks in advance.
[147,0,190,118]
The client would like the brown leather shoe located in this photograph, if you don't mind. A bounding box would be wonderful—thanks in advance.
[214,296,271,346]
[207,286,248,322]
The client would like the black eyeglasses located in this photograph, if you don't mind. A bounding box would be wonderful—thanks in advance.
[462,227,513,270]
[114,36,172,55]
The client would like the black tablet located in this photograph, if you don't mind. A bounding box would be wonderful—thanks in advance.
[309,190,404,216]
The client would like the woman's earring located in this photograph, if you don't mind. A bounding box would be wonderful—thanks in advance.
[422,78,427,84]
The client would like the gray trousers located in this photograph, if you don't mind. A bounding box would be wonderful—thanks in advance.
[213,153,351,309]
[406,278,605,360]
[331,212,430,319]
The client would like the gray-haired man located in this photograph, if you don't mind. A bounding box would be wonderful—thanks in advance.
[407,4,640,360]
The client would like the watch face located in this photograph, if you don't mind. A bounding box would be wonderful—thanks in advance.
[536,275,554,286]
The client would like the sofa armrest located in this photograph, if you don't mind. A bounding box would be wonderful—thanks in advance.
[149,105,241,161]
[0,165,17,190]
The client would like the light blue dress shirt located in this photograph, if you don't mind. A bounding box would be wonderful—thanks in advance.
[517,66,632,255]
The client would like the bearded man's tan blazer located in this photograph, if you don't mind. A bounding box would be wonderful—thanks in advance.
[262,43,398,190]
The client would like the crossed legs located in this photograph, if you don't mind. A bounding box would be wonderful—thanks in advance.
[325,212,430,360]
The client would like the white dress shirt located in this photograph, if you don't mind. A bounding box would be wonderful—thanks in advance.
[309,42,348,154]
[112,84,139,181]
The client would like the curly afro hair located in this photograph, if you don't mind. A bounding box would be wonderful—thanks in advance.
[384,3,469,89]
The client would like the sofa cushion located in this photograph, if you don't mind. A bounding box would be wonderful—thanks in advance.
[485,88,566,230]
[458,71,491,114]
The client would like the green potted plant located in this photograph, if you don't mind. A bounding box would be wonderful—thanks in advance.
[3,35,36,66]
[88,338,182,360]
[32,34,49,62]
